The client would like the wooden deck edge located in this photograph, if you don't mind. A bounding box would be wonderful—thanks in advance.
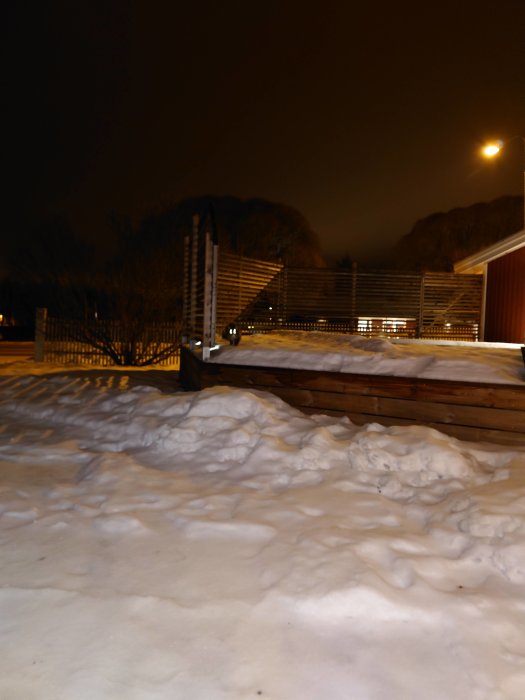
[180,347,525,447]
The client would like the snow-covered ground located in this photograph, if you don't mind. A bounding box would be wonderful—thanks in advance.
[1,338,525,699]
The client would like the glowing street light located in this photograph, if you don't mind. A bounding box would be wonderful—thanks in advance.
[481,136,525,228]
[481,140,503,158]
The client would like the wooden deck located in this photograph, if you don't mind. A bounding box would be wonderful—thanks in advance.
[180,346,525,447]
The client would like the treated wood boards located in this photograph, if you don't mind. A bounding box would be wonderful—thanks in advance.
[179,347,525,446]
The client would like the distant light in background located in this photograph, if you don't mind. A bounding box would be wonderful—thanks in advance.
[482,140,504,158]
[480,136,525,228]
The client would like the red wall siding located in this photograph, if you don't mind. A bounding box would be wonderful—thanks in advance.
[484,246,525,343]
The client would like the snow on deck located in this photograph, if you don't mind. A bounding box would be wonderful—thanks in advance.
[209,331,525,385]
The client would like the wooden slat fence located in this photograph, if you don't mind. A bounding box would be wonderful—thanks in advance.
[182,220,210,346]
[230,268,482,341]
[182,215,483,346]
[355,270,422,319]
[420,272,483,328]
[216,252,283,334]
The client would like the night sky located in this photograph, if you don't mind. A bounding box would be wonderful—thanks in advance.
[4,0,525,263]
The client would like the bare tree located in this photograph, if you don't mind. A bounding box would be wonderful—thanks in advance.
[7,219,183,366]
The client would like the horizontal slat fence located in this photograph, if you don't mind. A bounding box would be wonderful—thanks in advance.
[228,267,482,341]
[182,218,483,345]
[421,273,483,328]
[216,252,283,334]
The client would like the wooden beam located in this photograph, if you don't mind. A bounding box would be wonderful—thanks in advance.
[179,347,525,446]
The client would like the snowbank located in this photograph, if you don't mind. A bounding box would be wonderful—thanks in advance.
[1,362,525,698]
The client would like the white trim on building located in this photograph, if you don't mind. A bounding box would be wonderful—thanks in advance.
[453,229,525,274]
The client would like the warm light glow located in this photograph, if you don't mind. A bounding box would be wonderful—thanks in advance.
[482,140,503,158]
[357,317,410,334]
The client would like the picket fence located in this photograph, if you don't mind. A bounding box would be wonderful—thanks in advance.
[35,310,180,367]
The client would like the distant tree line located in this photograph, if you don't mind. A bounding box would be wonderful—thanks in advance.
[386,195,523,271]
[133,196,326,268]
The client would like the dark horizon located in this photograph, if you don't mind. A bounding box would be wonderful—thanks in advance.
[4,1,525,263]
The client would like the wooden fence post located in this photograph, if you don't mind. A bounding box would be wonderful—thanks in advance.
[210,240,218,346]
[202,229,214,360]
[182,233,191,344]
[351,261,357,324]
[34,307,48,362]
[189,214,199,347]
[417,275,425,338]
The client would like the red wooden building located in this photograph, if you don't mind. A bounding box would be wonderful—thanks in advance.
[454,229,525,343]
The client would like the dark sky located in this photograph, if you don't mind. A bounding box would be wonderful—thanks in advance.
[4,0,525,262]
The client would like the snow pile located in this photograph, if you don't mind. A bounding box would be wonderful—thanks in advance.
[210,331,525,384]
[1,366,525,699]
